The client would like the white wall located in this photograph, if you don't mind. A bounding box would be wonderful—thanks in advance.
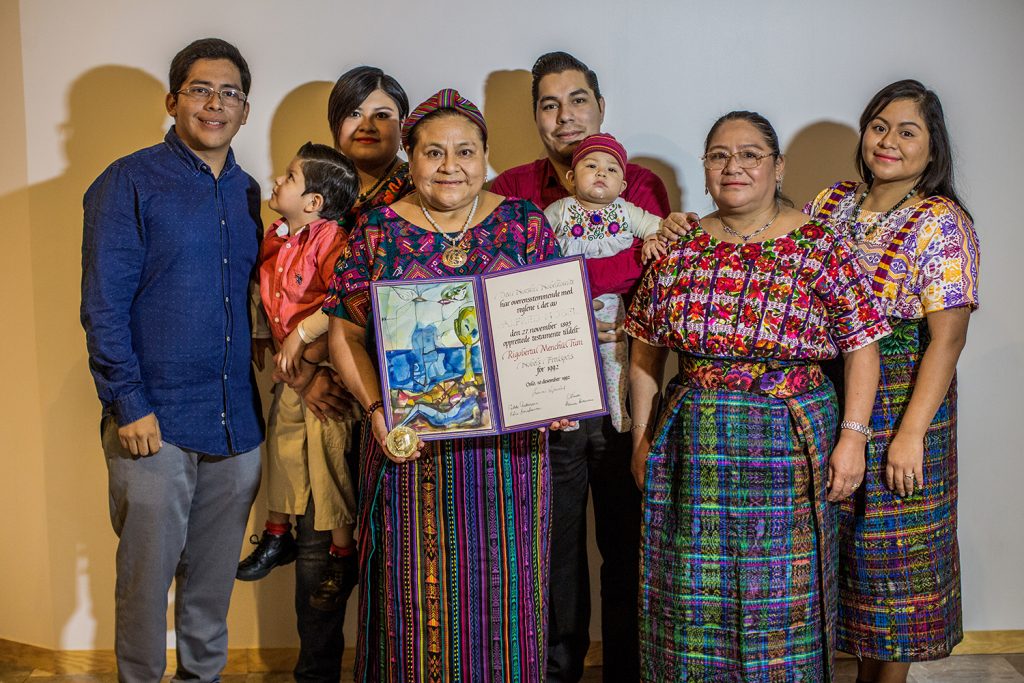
[4,0,1021,649]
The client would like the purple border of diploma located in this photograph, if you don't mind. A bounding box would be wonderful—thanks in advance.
[368,255,608,440]
[479,255,608,432]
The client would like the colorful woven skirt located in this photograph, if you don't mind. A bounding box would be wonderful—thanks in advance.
[640,355,838,682]
[354,425,549,682]
[837,318,962,661]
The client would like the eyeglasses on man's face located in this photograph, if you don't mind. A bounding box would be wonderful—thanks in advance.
[176,85,248,107]
[702,150,775,170]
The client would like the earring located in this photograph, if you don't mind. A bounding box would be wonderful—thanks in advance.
[776,177,783,193]
[704,186,709,196]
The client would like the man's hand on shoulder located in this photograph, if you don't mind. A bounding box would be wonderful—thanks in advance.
[118,413,163,456]
[660,212,700,242]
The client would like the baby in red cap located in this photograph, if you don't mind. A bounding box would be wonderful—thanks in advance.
[544,133,666,432]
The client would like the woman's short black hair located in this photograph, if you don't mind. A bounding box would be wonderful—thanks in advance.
[856,79,970,219]
[169,38,251,95]
[296,142,358,222]
[327,66,409,149]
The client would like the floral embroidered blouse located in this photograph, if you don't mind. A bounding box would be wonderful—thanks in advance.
[624,220,890,360]
[806,181,979,320]
[544,196,661,259]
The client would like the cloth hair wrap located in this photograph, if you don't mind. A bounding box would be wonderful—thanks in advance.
[571,132,628,170]
[401,88,487,148]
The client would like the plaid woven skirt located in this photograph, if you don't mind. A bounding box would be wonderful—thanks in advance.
[836,318,962,661]
[353,422,549,682]
[640,356,838,682]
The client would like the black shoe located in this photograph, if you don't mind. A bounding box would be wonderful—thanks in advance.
[308,552,358,611]
[236,530,298,581]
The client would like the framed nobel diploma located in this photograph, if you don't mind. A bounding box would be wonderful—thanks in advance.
[370,256,607,443]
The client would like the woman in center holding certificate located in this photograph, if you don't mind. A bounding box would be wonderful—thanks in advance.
[323,88,560,682]
[625,111,891,681]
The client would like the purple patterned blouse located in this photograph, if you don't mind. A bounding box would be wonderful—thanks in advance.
[323,198,559,326]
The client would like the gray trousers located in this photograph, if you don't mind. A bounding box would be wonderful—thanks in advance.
[102,418,261,683]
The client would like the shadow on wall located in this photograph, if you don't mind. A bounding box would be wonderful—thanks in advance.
[782,120,860,210]
[633,156,683,214]
[483,69,542,176]
[260,80,335,228]
[0,65,168,648]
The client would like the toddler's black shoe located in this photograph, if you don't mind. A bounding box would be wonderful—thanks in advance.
[236,530,298,581]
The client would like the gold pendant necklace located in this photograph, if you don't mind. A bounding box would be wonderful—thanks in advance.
[442,245,469,268]
[420,194,479,268]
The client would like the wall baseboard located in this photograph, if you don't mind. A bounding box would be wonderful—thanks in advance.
[2,632,1021,675]
[953,630,1024,655]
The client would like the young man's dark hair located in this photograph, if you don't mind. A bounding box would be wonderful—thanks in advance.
[296,141,359,222]
[530,51,602,111]
[169,37,251,95]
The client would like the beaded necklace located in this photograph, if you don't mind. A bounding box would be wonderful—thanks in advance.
[849,184,918,240]
[356,158,399,205]
[419,194,479,268]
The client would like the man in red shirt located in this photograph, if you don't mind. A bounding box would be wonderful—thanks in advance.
[491,51,670,299]
[491,51,670,683]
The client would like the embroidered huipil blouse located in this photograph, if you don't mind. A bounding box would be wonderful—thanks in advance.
[806,182,979,320]
[624,221,890,360]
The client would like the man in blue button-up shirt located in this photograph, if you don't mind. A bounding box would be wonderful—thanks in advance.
[81,38,264,682]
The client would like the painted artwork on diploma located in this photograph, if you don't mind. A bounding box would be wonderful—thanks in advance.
[370,256,607,441]
[372,278,495,439]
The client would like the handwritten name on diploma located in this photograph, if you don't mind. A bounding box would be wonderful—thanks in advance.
[484,259,605,428]
[496,286,591,405]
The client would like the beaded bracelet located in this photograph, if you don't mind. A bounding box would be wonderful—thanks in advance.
[631,422,650,433]
[365,400,384,416]
[840,420,873,440]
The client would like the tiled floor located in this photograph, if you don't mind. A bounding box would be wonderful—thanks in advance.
[2,638,1022,682]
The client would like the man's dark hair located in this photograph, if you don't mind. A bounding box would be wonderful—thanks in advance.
[169,38,251,96]
[530,51,602,111]
[296,142,358,222]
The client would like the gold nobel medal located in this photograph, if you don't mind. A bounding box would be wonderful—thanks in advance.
[441,246,468,268]
[385,425,419,460]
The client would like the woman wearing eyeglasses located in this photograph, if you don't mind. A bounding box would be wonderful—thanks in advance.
[626,111,889,681]
[806,80,979,683]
